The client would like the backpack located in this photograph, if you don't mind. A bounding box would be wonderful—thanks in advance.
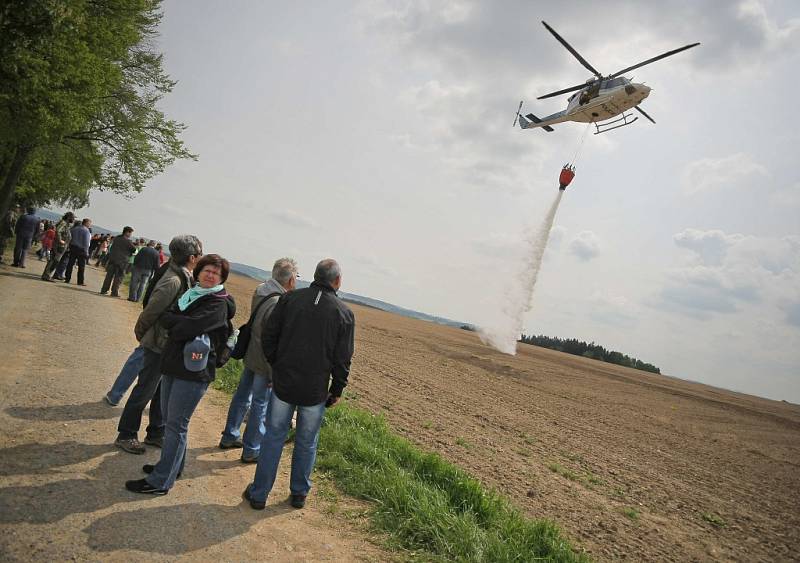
[230,292,281,360]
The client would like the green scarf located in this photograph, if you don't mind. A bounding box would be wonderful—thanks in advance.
[178,284,224,311]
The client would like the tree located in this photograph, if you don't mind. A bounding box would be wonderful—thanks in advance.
[0,0,195,219]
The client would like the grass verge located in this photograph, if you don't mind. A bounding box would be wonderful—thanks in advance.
[213,359,586,562]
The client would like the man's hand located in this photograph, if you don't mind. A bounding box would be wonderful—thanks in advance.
[325,393,339,408]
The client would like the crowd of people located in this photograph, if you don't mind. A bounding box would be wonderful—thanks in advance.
[1,206,355,509]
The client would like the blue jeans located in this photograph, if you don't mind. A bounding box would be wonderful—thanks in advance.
[221,367,272,457]
[107,346,145,404]
[248,393,326,502]
[146,375,208,490]
[128,267,153,302]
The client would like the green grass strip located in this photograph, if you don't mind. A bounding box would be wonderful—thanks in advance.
[213,359,586,562]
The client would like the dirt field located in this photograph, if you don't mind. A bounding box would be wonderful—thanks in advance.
[225,272,800,562]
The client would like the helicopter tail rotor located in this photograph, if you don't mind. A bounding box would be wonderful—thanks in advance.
[513,100,524,127]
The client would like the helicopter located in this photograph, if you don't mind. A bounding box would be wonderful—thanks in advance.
[515,21,699,134]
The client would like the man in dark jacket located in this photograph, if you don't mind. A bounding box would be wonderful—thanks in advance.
[12,207,40,268]
[128,240,160,302]
[244,259,354,510]
[64,218,92,285]
[100,227,135,297]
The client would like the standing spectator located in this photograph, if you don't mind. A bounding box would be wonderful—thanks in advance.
[64,218,92,286]
[88,232,102,260]
[39,223,55,262]
[156,243,167,266]
[244,259,354,510]
[220,258,297,463]
[41,212,75,281]
[11,206,40,268]
[128,240,160,302]
[125,254,235,494]
[0,205,20,264]
[94,235,110,266]
[126,239,143,274]
[114,235,202,454]
[100,227,135,297]
[52,219,81,280]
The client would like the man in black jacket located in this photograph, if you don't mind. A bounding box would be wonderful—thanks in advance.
[100,227,135,297]
[244,259,354,510]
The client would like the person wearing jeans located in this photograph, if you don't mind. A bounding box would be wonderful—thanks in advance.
[220,367,273,459]
[125,253,235,495]
[244,259,354,510]
[219,258,297,461]
[105,346,146,406]
[128,240,160,302]
[247,393,325,503]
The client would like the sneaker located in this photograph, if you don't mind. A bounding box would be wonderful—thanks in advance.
[143,464,181,479]
[240,453,259,464]
[143,435,163,448]
[289,494,306,509]
[115,437,145,454]
[99,291,107,295]
[219,438,244,450]
[242,486,265,510]
[104,393,119,406]
[125,478,168,495]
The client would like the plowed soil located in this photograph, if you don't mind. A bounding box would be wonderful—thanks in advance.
[227,272,800,562]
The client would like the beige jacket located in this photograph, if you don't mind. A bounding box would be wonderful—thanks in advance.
[243,278,286,379]
[134,262,192,353]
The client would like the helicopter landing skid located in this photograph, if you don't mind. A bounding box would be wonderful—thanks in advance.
[594,112,638,134]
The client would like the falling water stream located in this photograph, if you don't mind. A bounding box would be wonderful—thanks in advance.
[480,190,564,354]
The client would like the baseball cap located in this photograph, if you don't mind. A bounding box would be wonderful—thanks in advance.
[184,334,211,372]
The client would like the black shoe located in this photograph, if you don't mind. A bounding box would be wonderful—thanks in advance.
[290,494,306,509]
[142,464,181,479]
[240,454,259,464]
[219,438,244,450]
[125,478,167,495]
[242,486,265,510]
[143,435,163,448]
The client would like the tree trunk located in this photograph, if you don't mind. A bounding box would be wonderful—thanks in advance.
[0,145,33,220]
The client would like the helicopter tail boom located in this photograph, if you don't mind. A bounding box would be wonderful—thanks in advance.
[518,111,568,132]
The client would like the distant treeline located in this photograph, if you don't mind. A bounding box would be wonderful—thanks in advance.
[518,334,661,374]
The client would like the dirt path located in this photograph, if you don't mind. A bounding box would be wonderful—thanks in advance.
[0,256,386,562]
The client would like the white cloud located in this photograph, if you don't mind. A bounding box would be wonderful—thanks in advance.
[268,210,317,229]
[673,228,745,265]
[681,153,767,195]
[658,229,799,324]
[568,230,601,261]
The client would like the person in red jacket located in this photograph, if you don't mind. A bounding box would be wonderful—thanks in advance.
[39,224,56,262]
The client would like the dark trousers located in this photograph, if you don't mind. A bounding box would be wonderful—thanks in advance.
[12,236,32,266]
[64,246,87,284]
[117,347,164,440]
[101,262,126,296]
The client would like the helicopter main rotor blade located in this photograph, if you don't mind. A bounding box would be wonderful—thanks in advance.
[634,105,656,124]
[541,21,602,78]
[609,42,700,78]
[537,83,586,100]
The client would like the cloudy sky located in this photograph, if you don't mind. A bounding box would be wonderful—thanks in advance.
[70,1,800,402]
